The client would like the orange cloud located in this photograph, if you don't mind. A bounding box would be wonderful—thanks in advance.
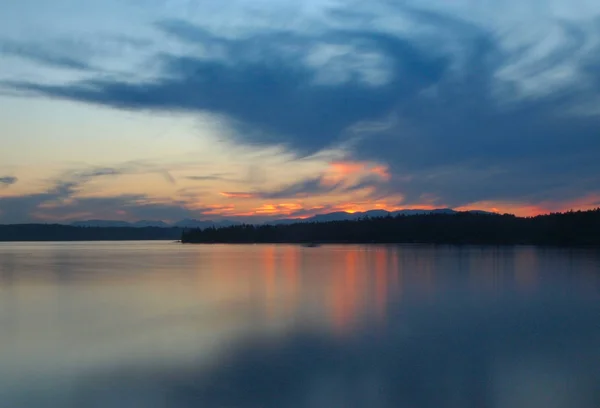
[370,165,391,181]
[458,195,600,217]
[329,161,366,176]
[229,199,427,218]
[456,202,544,217]
[331,201,409,214]
[326,161,391,184]
[233,202,304,217]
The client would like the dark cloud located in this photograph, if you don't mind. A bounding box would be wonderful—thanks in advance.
[38,195,205,222]
[2,21,446,155]
[0,193,55,224]
[0,165,189,223]
[0,173,89,223]
[58,163,177,187]
[0,188,206,224]
[0,176,17,186]
[256,177,342,199]
[3,5,600,208]
[0,34,153,73]
[46,166,124,198]
[221,174,379,200]
[76,168,122,178]
[161,170,177,185]
[0,39,93,71]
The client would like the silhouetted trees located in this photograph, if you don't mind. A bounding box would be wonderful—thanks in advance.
[181,209,600,246]
[0,225,182,241]
[2,209,599,245]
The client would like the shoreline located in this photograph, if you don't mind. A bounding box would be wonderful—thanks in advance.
[180,241,600,248]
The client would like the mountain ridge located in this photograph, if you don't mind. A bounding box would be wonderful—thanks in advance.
[67,208,496,228]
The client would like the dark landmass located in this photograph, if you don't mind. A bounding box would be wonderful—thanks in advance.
[2,209,598,244]
[182,209,600,246]
[70,219,239,229]
[65,208,492,229]
[0,224,182,242]
[267,208,467,224]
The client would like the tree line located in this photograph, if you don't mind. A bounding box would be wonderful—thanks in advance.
[181,209,600,246]
[0,225,182,241]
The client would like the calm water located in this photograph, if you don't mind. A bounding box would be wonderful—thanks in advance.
[1,242,600,407]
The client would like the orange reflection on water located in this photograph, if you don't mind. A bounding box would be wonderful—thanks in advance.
[374,248,388,323]
[201,246,253,304]
[263,246,277,319]
[390,247,402,297]
[281,245,300,315]
[514,248,538,292]
[176,244,600,346]
[331,250,361,333]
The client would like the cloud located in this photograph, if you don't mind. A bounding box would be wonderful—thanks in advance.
[46,166,124,198]
[2,17,447,155]
[220,192,256,199]
[0,193,55,224]
[221,175,354,200]
[0,39,93,71]
[219,163,391,200]
[57,162,178,188]
[256,177,342,199]
[0,176,17,186]
[0,163,190,223]
[2,3,600,210]
[0,187,207,224]
[35,195,205,223]
[161,170,177,185]
[0,171,96,223]
[344,175,388,193]
[187,173,233,181]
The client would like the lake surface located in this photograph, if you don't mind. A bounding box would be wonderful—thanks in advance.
[1,242,600,407]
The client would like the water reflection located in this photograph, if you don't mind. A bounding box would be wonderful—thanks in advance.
[0,243,600,407]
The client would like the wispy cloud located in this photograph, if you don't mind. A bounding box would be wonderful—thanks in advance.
[0,183,207,224]
[0,176,17,186]
[220,192,256,199]
[0,163,189,223]
[0,39,93,71]
[254,176,343,199]
[187,173,233,181]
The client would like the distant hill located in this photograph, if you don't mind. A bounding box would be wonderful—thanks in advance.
[71,220,133,228]
[66,208,495,229]
[270,208,467,225]
[133,220,171,228]
[172,219,240,229]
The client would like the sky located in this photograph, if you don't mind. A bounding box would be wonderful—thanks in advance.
[1,0,600,223]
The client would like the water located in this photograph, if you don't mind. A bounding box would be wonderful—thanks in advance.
[1,242,600,407]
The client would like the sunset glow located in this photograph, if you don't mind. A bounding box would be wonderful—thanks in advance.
[1,0,599,223]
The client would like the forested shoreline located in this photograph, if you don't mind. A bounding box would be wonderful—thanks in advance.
[182,209,600,246]
[1,209,599,244]
[0,225,182,241]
